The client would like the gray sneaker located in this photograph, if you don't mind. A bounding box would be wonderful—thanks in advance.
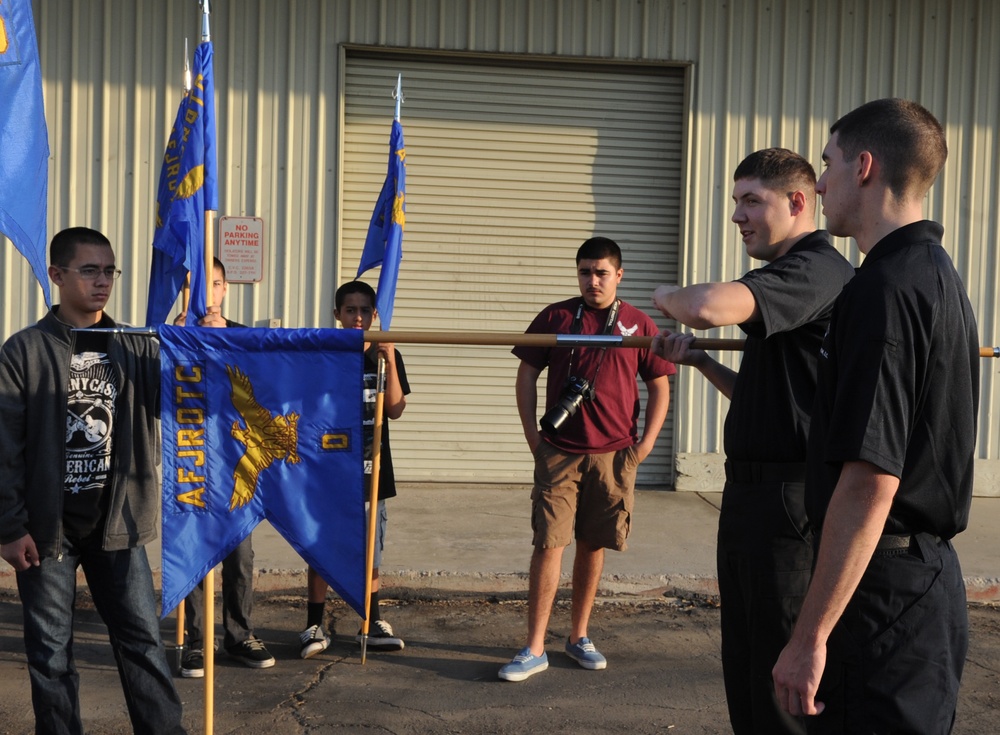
[564,637,607,670]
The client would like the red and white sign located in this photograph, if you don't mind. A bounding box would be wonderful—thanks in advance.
[218,216,265,283]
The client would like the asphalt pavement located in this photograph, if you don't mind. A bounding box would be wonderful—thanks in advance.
[2,486,998,602]
[168,486,1000,603]
[2,487,1000,734]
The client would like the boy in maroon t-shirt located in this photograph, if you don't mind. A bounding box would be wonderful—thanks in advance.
[499,236,674,682]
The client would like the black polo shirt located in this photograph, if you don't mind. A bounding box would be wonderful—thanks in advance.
[724,230,855,462]
[805,221,979,538]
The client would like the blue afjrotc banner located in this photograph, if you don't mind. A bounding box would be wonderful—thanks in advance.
[158,325,366,617]
[357,119,405,329]
[146,40,218,327]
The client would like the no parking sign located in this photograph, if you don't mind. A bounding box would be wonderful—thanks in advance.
[218,216,265,283]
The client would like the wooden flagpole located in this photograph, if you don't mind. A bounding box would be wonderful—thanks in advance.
[203,206,216,735]
[360,355,387,664]
[361,331,746,351]
[200,1,217,729]
[359,331,999,358]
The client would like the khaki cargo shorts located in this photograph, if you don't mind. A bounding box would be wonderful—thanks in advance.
[530,441,639,551]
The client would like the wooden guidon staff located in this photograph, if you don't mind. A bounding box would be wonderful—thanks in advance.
[361,331,746,351]
[362,332,1000,358]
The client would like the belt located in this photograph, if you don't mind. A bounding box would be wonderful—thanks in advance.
[724,460,807,484]
[874,532,942,554]
[875,533,914,552]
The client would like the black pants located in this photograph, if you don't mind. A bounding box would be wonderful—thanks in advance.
[717,479,812,735]
[808,534,967,735]
[184,534,256,651]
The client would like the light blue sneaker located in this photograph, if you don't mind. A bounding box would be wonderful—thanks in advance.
[565,637,607,670]
[498,647,549,681]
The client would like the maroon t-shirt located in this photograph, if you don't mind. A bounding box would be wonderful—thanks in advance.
[513,297,675,454]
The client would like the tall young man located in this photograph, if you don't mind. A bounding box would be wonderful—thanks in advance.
[500,236,674,681]
[651,148,854,734]
[0,227,186,734]
[772,99,979,733]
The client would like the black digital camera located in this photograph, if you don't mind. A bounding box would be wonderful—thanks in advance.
[540,376,594,436]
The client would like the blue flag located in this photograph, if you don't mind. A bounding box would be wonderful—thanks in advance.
[158,325,367,618]
[357,119,405,329]
[0,0,51,306]
[146,41,218,326]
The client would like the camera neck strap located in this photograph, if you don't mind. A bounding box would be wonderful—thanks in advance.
[566,298,621,387]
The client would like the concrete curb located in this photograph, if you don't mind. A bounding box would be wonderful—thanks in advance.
[3,567,998,604]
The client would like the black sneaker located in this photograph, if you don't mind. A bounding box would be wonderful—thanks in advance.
[180,649,204,678]
[356,619,404,651]
[299,625,330,659]
[226,637,276,669]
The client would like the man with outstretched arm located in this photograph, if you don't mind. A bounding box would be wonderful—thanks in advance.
[651,148,854,734]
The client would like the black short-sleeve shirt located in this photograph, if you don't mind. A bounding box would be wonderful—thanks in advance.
[724,231,855,462]
[805,221,979,538]
[364,346,410,500]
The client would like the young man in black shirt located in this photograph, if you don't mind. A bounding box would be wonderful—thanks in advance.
[652,148,854,734]
[772,99,979,733]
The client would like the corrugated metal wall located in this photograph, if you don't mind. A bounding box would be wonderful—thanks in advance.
[3,0,999,478]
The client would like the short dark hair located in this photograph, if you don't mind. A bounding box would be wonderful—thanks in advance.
[335,279,377,310]
[576,236,622,269]
[213,257,226,281]
[830,98,947,200]
[50,227,111,267]
[734,148,817,205]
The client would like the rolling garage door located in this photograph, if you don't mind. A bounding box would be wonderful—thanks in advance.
[342,52,685,486]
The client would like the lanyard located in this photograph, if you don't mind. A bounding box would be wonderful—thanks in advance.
[565,298,620,387]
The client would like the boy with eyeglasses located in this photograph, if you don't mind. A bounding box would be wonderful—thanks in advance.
[0,227,187,733]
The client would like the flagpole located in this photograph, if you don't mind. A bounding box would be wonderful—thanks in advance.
[393,74,404,122]
[81,326,1000,359]
[360,355,388,664]
[173,34,195,677]
[361,331,747,352]
[197,4,216,733]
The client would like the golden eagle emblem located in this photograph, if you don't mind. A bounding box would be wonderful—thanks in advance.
[226,365,300,510]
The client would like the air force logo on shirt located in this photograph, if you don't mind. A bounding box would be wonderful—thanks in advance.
[617,321,638,337]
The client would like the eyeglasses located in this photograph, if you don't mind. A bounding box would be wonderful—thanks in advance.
[57,266,122,280]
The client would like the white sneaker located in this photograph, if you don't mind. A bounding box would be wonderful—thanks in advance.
[356,619,404,650]
[299,625,330,659]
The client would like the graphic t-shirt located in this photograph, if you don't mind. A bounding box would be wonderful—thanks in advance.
[62,330,119,545]
[362,346,410,501]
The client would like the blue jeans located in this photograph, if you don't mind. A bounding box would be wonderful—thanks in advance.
[16,538,185,735]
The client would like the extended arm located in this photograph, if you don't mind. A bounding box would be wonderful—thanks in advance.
[771,460,899,716]
[515,361,544,454]
[651,331,738,399]
[652,282,758,329]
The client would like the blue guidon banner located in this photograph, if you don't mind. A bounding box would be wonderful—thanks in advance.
[158,325,366,617]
